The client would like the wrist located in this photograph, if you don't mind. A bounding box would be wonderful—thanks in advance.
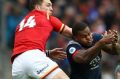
[46,50,51,56]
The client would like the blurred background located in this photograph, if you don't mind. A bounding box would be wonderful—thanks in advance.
[0,0,120,79]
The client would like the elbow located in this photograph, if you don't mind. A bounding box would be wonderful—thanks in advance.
[62,25,72,38]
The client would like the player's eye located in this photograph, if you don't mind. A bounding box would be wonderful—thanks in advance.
[80,35,86,38]
[47,3,52,7]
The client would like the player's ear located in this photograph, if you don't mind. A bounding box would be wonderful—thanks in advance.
[35,4,41,10]
[35,5,38,9]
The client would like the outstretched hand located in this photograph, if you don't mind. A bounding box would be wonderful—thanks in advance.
[110,30,118,43]
[100,30,118,45]
[49,48,67,60]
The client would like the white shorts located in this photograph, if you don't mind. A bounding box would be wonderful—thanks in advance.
[12,49,62,79]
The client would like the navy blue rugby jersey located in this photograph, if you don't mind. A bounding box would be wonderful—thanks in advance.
[66,33,103,79]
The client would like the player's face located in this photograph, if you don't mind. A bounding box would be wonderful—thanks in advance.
[76,27,93,46]
[39,0,53,15]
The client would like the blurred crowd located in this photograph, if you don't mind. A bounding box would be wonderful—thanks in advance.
[1,0,120,79]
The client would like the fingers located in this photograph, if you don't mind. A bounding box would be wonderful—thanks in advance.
[112,36,118,43]
[57,51,67,57]
[102,31,107,36]
[99,29,118,45]
[59,53,67,57]
[110,30,118,43]
[103,30,118,44]
[108,30,118,35]
[57,50,66,53]
[101,30,116,44]
[53,54,67,60]
[113,30,117,34]
[57,55,67,59]
[55,48,64,51]
[51,48,64,55]
[50,49,67,60]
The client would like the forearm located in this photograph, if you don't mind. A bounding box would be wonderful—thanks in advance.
[113,43,120,55]
[77,42,103,63]
[61,25,72,38]
[103,43,120,55]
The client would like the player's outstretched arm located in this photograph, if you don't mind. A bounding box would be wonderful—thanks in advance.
[62,25,72,38]
[102,43,120,55]
[72,31,115,63]
[72,41,103,63]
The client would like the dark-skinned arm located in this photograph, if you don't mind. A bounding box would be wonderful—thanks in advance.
[73,31,115,64]
[102,30,120,55]
[73,42,103,64]
[102,43,120,55]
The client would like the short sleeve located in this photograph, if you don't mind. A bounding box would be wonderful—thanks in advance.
[50,16,65,33]
[67,44,82,57]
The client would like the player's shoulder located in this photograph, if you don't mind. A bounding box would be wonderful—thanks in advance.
[66,40,82,55]
[67,40,82,48]
[68,40,80,46]
[28,13,49,25]
[28,10,48,20]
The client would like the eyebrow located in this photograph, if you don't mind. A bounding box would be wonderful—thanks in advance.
[79,32,90,35]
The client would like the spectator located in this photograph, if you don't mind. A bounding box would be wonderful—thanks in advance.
[115,64,120,79]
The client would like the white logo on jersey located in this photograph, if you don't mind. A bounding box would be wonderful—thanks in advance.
[19,16,36,31]
[69,47,76,54]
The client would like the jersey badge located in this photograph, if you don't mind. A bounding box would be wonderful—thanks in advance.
[69,47,76,54]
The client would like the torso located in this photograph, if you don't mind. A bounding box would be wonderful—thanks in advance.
[66,33,103,79]
[12,10,59,61]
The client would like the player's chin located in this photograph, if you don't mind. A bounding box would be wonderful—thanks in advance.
[49,12,53,15]
[86,42,92,46]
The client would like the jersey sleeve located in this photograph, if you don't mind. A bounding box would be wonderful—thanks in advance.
[67,44,82,58]
[50,16,65,33]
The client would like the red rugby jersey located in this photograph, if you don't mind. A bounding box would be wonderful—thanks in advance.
[11,10,64,61]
